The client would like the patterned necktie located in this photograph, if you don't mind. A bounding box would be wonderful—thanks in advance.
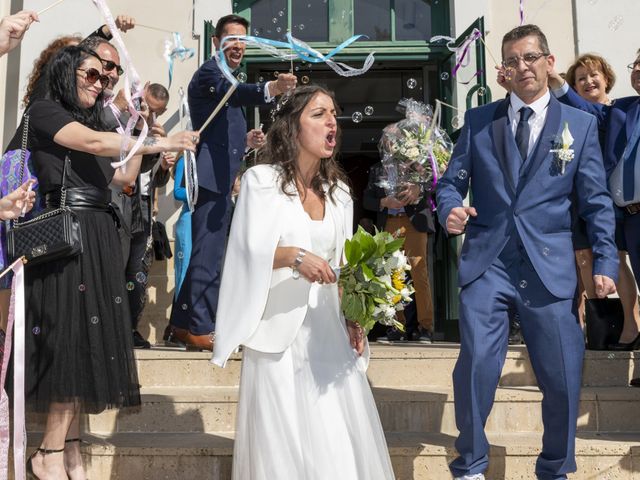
[515,107,534,162]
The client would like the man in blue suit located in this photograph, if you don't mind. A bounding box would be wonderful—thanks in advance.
[437,25,618,480]
[169,14,296,350]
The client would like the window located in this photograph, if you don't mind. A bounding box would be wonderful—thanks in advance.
[354,0,391,41]
[395,0,432,41]
[292,2,329,41]
[250,0,288,41]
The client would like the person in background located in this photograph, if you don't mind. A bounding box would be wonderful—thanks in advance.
[363,162,436,343]
[0,10,38,57]
[561,54,640,349]
[22,45,198,479]
[168,13,296,351]
[172,153,191,306]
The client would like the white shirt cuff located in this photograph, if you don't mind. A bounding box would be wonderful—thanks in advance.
[552,81,570,98]
[264,82,275,102]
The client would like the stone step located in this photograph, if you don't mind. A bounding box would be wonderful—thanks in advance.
[26,385,640,436]
[134,345,640,388]
[25,431,640,479]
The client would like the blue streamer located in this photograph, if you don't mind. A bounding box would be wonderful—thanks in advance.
[165,32,195,88]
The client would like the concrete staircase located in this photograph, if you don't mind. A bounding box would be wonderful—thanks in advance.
[26,344,640,479]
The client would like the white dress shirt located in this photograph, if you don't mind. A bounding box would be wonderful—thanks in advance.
[508,90,551,157]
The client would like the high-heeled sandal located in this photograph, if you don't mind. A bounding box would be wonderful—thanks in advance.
[64,437,90,480]
[26,446,65,480]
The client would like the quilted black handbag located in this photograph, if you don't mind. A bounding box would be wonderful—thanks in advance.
[6,113,83,266]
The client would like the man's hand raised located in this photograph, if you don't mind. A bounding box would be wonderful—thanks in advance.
[446,206,477,235]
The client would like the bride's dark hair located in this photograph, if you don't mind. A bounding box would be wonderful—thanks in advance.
[256,85,349,201]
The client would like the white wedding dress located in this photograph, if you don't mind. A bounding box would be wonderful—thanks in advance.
[232,213,395,480]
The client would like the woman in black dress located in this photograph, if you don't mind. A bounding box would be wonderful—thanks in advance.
[24,46,198,480]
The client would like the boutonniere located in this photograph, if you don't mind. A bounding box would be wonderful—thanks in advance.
[550,122,575,174]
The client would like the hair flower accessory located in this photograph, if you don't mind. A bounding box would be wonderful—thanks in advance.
[551,122,574,174]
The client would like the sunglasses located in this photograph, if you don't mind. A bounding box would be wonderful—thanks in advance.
[101,59,124,76]
[77,68,110,90]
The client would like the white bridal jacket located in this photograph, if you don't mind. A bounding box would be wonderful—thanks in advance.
[212,164,354,367]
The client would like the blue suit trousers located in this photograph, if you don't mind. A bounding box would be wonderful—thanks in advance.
[450,241,584,480]
[170,189,233,334]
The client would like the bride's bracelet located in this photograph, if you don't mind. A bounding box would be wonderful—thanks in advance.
[291,248,306,279]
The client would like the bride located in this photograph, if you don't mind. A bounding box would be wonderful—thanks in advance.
[212,85,395,479]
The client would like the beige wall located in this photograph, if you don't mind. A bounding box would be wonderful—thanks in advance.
[451,0,576,114]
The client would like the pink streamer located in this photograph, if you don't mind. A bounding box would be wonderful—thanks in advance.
[520,0,525,25]
[0,259,26,480]
[91,0,148,170]
[452,29,482,77]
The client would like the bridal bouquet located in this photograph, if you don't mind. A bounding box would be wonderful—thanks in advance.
[377,99,453,196]
[339,227,414,333]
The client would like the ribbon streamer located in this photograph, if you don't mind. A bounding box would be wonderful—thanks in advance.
[178,87,199,211]
[164,32,195,88]
[0,258,26,480]
[92,0,148,170]
[520,0,526,25]
[430,28,484,77]
[200,33,374,135]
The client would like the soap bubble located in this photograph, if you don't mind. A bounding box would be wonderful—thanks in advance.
[608,15,623,31]
[542,247,550,256]
[477,87,486,97]
[274,71,279,78]
[278,10,284,16]
[504,67,515,81]
[352,111,363,123]
[237,72,247,83]
[126,282,135,291]
[301,76,310,84]
[519,280,528,289]
[32,326,41,335]
[451,115,461,129]
[177,251,184,259]
[457,169,468,180]
[440,72,450,81]
[407,78,417,89]
[91,316,99,325]
[272,18,278,23]
[299,24,305,30]
[276,27,282,33]
[115,296,122,304]
[78,284,86,292]
[135,272,147,283]
[364,106,374,116]
[181,304,188,310]
[258,76,264,82]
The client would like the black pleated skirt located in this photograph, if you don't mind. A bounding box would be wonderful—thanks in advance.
[24,209,141,413]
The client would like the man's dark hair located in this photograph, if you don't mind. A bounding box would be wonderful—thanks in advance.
[147,83,170,102]
[46,45,106,130]
[214,14,249,38]
[78,35,111,53]
[501,24,550,58]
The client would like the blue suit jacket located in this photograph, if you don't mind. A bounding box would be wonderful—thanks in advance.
[188,60,268,194]
[436,95,619,298]
[557,87,640,178]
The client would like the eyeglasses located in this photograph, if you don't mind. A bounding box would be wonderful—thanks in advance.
[627,61,640,72]
[101,59,124,76]
[502,52,549,70]
[76,68,110,90]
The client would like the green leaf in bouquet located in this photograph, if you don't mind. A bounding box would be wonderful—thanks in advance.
[343,292,365,323]
[351,226,377,262]
[385,238,406,254]
[344,238,362,266]
[361,263,375,281]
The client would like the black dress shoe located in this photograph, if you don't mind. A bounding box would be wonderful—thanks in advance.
[630,377,640,387]
[163,325,186,348]
[132,330,151,349]
[608,333,640,351]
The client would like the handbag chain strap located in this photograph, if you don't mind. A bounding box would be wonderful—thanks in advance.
[12,113,71,228]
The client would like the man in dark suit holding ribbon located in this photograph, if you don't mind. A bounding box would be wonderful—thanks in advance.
[168,14,296,350]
